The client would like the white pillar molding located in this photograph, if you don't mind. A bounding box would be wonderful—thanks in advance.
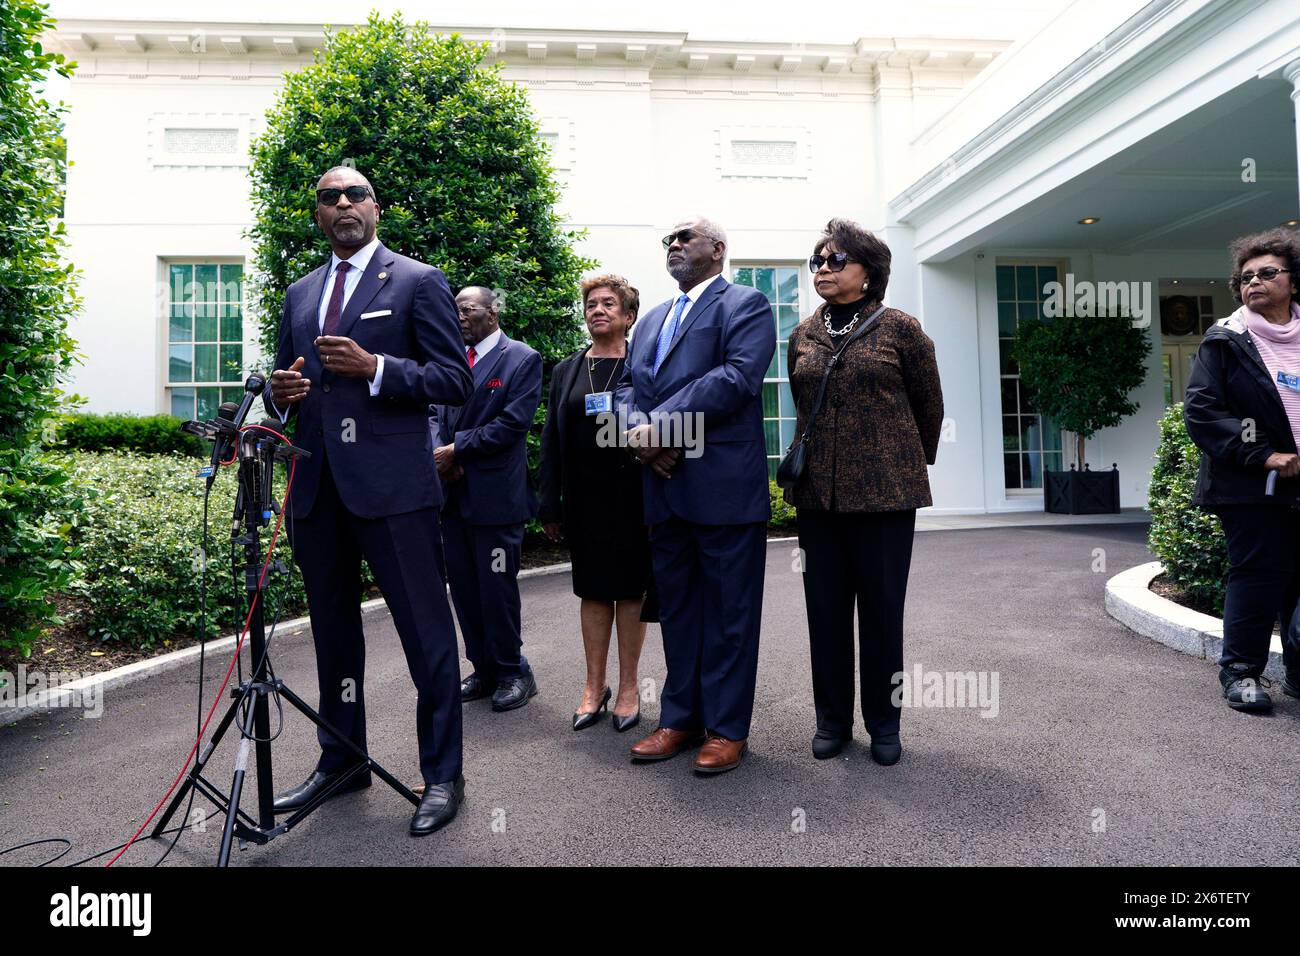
[1284,58,1300,217]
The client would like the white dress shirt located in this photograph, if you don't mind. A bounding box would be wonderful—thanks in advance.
[671,271,728,325]
[272,235,384,421]
[467,328,501,365]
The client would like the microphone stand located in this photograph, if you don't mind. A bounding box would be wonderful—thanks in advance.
[153,409,418,866]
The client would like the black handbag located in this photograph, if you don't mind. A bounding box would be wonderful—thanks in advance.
[775,304,887,490]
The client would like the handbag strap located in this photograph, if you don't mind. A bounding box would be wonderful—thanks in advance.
[798,304,887,443]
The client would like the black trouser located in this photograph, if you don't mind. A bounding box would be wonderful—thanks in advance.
[797,507,916,738]
[1215,504,1300,682]
[290,458,462,785]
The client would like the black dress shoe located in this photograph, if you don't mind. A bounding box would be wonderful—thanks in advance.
[611,708,641,733]
[272,766,371,814]
[1281,669,1300,700]
[870,733,902,766]
[410,774,465,836]
[573,686,611,731]
[812,729,850,760]
[1221,664,1272,712]
[460,674,494,703]
[491,671,539,712]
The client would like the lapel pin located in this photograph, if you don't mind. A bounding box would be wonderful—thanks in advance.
[378,272,388,280]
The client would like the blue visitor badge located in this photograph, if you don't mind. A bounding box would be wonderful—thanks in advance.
[586,391,613,416]
[1278,371,1300,392]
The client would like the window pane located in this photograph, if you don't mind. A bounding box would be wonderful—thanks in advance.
[1004,454,1022,489]
[195,312,219,342]
[755,268,776,303]
[220,309,242,342]
[169,387,195,418]
[766,347,778,380]
[1002,417,1019,452]
[196,387,221,422]
[1000,379,1018,415]
[777,268,799,304]
[777,305,799,338]
[194,344,218,382]
[999,338,1018,375]
[777,341,788,379]
[170,265,193,304]
[733,267,753,287]
[1020,415,1042,453]
[767,459,778,483]
[763,419,779,454]
[1018,301,1039,324]
[1042,452,1063,474]
[220,344,243,382]
[780,417,797,449]
[996,265,1015,301]
[194,264,219,300]
[1016,265,1038,301]
[169,310,192,344]
[1041,417,1062,452]
[779,381,795,418]
[220,386,242,406]
[762,382,779,418]
[168,344,192,383]
[220,263,244,304]
[1023,452,1044,489]
[998,302,1017,336]
[1037,265,1058,290]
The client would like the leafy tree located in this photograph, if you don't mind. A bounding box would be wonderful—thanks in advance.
[1014,313,1150,469]
[247,12,594,368]
[0,0,84,654]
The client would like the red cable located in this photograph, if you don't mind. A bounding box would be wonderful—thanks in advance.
[106,424,297,866]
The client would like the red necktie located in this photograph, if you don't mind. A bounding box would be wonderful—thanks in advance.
[467,346,477,369]
[322,261,351,336]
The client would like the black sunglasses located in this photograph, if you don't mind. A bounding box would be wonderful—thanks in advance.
[1236,266,1291,285]
[662,229,709,249]
[809,252,854,273]
[316,185,373,206]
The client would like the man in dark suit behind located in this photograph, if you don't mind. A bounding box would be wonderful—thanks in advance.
[434,287,544,712]
[265,165,473,836]
[616,217,776,774]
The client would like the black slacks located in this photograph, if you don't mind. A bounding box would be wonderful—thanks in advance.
[797,507,916,738]
[289,457,462,785]
[1215,504,1300,681]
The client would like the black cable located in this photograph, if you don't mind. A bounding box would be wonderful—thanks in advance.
[0,838,72,866]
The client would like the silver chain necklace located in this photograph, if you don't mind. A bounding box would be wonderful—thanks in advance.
[824,308,862,337]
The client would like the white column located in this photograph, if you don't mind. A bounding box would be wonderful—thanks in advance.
[1285,59,1300,219]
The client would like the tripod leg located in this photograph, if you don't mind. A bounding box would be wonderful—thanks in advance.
[152,689,247,837]
[217,700,260,867]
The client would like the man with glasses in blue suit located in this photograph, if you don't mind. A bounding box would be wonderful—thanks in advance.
[616,217,776,774]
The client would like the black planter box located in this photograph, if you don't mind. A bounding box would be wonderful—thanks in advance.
[1044,467,1120,515]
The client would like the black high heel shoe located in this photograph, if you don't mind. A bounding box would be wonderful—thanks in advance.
[611,704,641,733]
[572,687,611,731]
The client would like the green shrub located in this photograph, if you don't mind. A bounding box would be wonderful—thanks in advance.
[1147,403,1227,615]
[769,480,797,530]
[55,413,206,456]
[0,0,84,654]
[64,452,373,649]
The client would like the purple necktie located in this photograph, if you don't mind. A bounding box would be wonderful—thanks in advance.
[322,261,351,336]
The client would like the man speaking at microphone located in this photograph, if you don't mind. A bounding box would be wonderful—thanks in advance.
[266,165,473,837]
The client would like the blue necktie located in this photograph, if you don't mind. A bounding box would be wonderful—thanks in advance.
[653,294,689,377]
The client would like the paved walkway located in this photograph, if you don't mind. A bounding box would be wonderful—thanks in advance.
[3,521,1299,866]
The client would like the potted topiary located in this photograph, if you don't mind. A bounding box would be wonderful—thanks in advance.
[1013,311,1150,514]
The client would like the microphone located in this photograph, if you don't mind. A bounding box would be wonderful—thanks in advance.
[206,375,267,484]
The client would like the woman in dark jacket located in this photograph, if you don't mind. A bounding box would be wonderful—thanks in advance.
[538,275,654,733]
[1184,228,1300,712]
[785,219,944,765]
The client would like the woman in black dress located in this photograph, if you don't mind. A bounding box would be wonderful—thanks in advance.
[539,275,655,732]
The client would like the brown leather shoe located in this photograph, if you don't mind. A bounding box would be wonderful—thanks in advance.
[693,735,747,773]
[629,727,706,761]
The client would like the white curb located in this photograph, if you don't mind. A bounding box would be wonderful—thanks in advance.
[1104,561,1286,679]
[0,561,576,728]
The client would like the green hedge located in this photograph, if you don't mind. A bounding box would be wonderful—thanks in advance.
[55,413,206,456]
[769,479,797,531]
[1147,403,1227,615]
[63,452,374,649]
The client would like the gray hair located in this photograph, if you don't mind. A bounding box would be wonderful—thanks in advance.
[678,216,728,250]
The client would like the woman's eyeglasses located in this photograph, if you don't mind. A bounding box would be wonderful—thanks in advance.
[809,252,853,273]
[316,186,373,206]
[1237,266,1291,285]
